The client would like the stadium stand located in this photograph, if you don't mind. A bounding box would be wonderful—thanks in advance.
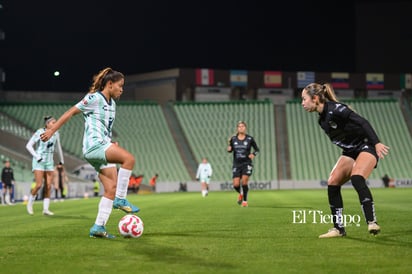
[115,102,191,182]
[173,100,277,182]
[286,99,412,180]
[1,98,411,184]
[0,103,83,157]
[0,102,191,183]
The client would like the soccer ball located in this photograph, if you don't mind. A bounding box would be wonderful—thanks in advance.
[118,214,144,238]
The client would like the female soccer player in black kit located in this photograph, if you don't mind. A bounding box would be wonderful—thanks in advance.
[227,121,259,207]
[301,83,389,238]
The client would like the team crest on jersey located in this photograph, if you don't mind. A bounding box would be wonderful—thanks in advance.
[244,141,248,146]
[83,94,94,105]
[234,141,238,145]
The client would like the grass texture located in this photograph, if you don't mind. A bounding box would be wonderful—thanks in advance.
[0,188,411,274]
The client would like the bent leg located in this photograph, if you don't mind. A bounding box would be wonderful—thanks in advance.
[351,152,378,224]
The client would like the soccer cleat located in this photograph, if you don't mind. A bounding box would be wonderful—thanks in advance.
[89,224,115,239]
[241,201,248,207]
[113,197,140,213]
[43,210,54,216]
[319,228,346,238]
[237,194,243,205]
[27,204,34,215]
[368,222,381,235]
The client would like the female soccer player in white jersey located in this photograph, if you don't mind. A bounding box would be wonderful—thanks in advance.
[41,67,139,238]
[196,157,213,197]
[26,116,64,215]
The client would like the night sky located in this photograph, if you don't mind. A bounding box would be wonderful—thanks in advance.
[0,1,358,91]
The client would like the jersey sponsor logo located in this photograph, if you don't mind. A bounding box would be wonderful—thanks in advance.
[102,105,115,112]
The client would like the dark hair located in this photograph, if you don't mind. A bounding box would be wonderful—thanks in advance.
[44,115,55,126]
[89,67,124,93]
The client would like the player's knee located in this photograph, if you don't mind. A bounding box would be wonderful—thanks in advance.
[123,154,135,169]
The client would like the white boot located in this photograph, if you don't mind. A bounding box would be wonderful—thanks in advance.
[27,195,35,215]
[5,193,12,205]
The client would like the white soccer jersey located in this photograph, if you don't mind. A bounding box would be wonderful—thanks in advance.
[75,92,116,154]
[196,163,213,180]
[26,128,62,163]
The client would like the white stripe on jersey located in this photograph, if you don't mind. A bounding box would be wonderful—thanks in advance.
[75,92,116,154]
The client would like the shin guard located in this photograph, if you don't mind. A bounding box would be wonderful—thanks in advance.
[351,175,377,223]
[328,185,344,231]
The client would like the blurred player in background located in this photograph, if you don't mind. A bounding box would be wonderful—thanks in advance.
[196,157,213,197]
[227,121,259,207]
[40,67,139,239]
[1,160,15,205]
[53,161,68,201]
[149,173,158,192]
[26,116,64,215]
[301,83,389,238]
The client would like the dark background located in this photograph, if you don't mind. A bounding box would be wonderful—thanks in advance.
[0,0,411,92]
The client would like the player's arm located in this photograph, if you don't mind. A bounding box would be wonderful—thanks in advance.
[55,132,64,165]
[41,106,81,142]
[249,138,259,159]
[227,136,233,152]
[26,132,42,162]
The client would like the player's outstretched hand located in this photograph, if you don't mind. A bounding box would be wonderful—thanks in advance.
[375,143,390,159]
[40,129,52,142]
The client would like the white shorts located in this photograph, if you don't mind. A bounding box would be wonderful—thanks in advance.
[199,177,211,184]
[84,142,116,172]
[32,159,54,172]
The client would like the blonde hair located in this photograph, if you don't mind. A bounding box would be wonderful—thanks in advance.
[237,120,247,128]
[88,67,124,93]
[303,83,338,103]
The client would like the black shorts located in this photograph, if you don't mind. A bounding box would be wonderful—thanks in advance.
[232,162,253,178]
[342,144,379,168]
[3,182,13,188]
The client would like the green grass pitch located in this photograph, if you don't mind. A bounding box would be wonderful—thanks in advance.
[0,188,411,274]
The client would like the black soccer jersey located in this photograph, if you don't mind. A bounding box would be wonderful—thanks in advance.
[318,101,380,152]
[1,167,14,184]
[228,134,259,165]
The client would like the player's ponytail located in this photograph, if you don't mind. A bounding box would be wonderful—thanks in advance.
[88,67,124,93]
[304,83,339,103]
[323,83,338,102]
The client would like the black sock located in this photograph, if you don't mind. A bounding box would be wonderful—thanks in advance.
[234,185,241,194]
[328,185,345,231]
[242,185,249,201]
[351,175,376,223]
